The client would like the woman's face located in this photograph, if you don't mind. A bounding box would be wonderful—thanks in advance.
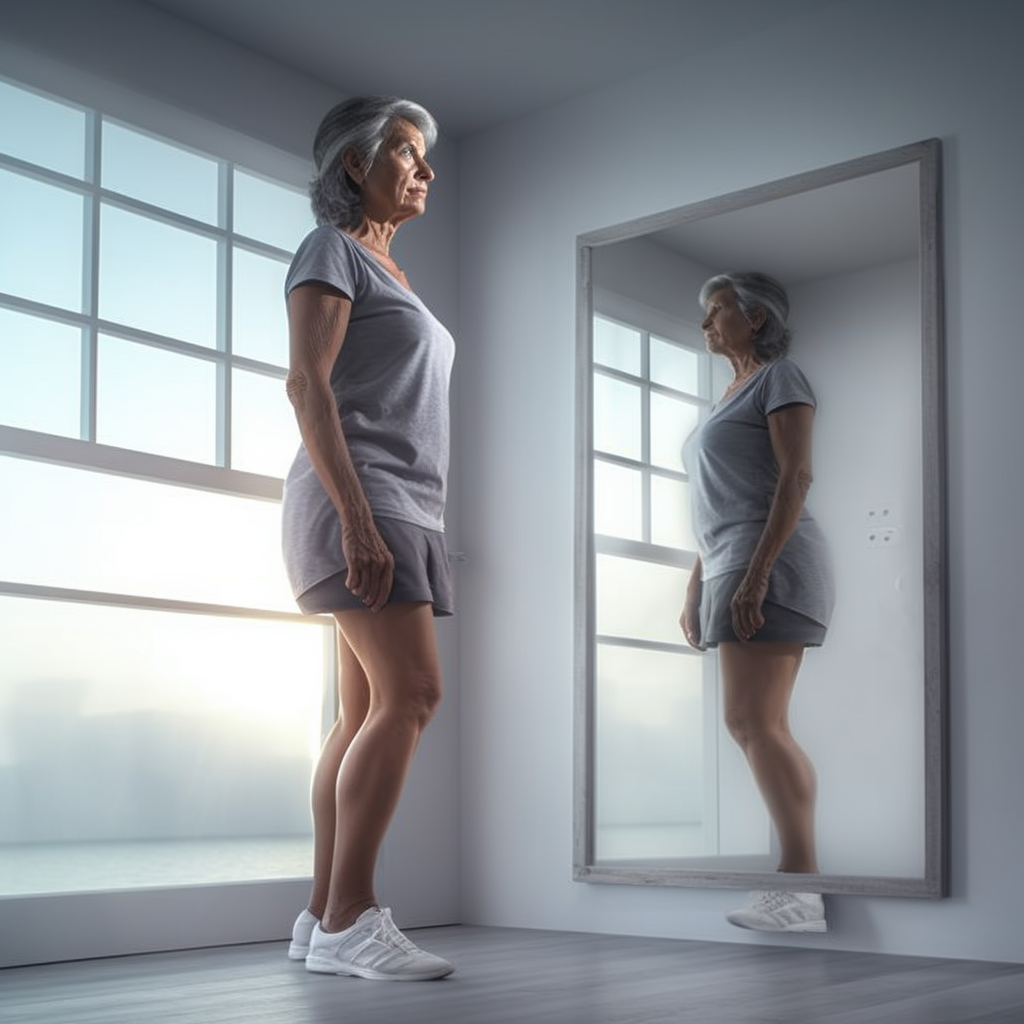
[700,288,757,357]
[357,119,434,224]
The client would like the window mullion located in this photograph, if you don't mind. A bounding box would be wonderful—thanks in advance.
[216,162,232,469]
[80,110,101,443]
[640,330,652,544]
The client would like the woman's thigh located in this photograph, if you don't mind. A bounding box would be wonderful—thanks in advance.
[719,641,804,727]
[334,601,441,707]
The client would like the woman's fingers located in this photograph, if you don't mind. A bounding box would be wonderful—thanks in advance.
[343,528,395,612]
[731,580,766,641]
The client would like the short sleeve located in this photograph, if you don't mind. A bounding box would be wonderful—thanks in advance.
[759,359,816,415]
[284,226,362,301]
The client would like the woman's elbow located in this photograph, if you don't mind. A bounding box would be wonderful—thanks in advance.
[285,370,309,413]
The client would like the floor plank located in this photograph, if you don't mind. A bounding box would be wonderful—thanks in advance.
[2,926,1024,1024]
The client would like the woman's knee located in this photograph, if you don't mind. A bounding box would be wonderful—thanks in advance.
[724,707,754,748]
[377,667,442,728]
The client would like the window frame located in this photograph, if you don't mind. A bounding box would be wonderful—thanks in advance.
[0,74,306,489]
[0,70,335,966]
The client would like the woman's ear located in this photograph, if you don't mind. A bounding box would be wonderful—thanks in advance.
[750,306,768,333]
[341,148,364,185]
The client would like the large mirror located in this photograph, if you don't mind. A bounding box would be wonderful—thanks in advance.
[573,140,946,897]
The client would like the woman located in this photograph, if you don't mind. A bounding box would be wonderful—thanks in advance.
[281,96,455,980]
[680,272,835,933]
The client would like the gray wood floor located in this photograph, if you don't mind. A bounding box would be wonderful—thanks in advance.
[3,926,1024,1024]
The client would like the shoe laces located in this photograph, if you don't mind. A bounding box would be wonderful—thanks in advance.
[373,907,420,954]
[751,890,793,911]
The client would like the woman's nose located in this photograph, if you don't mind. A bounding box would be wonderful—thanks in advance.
[417,157,434,181]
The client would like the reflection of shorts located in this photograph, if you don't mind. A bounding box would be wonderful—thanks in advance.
[295,516,454,617]
[699,570,826,648]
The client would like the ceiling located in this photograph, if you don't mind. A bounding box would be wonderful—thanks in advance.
[647,161,922,286]
[140,0,840,138]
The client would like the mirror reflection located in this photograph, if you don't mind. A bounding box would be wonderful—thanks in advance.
[575,141,946,897]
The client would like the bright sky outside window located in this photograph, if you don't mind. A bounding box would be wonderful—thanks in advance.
[0,74,325,897]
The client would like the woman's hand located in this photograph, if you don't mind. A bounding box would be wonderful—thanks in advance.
[341,519,395,613]
[730,569,768,641]
[680,577,705,651]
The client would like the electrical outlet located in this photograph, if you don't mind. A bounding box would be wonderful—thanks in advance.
[867,526,900,548]
[866,502,898,525]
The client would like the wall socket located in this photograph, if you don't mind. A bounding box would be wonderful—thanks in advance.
[867,526,900,548]
[865,502,899,525]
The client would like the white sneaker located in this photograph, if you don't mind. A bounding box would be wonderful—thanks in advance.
[305,906,454,981]
[288,908,319,960]
[726,891,827,933]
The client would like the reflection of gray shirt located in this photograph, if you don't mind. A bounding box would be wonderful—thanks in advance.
[281,226,455,598]
[682,358,835,626]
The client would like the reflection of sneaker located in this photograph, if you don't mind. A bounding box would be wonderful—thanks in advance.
[726,891,827,933]
[288,908,319,960]
[305,907,455,981]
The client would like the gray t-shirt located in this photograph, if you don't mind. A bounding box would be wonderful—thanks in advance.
[280,226,455,598]
[682,358,835,627]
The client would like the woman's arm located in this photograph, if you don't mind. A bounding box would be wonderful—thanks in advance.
[730,402,815,640]
[680,554,705,650]
[285,282,394,612]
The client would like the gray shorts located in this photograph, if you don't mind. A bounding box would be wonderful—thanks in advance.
[700,570,826,648]
[296,516,454,617]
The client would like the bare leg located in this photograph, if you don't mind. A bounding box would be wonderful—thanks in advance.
[321,601,442,932]
[307,629,370,920]
[718,641,819,874]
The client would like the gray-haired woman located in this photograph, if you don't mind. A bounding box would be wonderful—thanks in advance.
[680,271,835,934]
[282,96,454,980]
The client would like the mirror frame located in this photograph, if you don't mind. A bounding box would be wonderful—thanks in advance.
[573,139,947,898]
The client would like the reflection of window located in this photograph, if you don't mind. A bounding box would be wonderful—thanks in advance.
[0,75,325,897]
[587,298,718,861]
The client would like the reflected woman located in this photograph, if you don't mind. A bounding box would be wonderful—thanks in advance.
[680,272,835,933]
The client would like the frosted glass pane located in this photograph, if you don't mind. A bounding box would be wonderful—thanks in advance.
[232,248,289,365]
[651,475,696,551]
[593,315,640,375]
[99,204,217,347]
[595,553,690,645]
[594,373,641,460]
[0,595,325,894]
[650,392,699,471]
[97,335,216,463]
[0,80,86,178]
[595,644,705,859]
[102,121,219,223]
[593,460,642,541]
[232,368,299,478]
[0,456,295,611]
[0,309,80,437]
[234,169,313,251]
[0,170,84,311]
[651,336,701,394]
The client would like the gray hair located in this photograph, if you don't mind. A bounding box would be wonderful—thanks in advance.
[309,95,439,229]
[698,271,792,361]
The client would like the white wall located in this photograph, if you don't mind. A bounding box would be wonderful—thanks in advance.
[0,0,463,949]
[456,0,1024,962]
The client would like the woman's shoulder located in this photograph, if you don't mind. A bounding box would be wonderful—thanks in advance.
[287,225,364,297]
[758,357,816,408]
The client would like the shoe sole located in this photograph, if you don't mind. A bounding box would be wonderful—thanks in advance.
[305,955,454,981]
[727,917,828,933]
[287,943,310,960]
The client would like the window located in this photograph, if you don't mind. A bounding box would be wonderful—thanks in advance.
[585,297,722,861]
[0,75,328,897]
